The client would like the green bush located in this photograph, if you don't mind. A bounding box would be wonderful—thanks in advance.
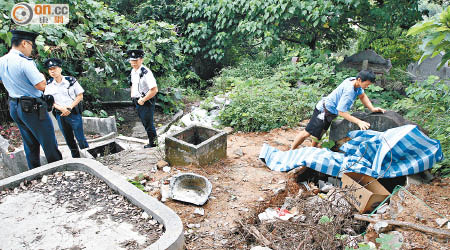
[218,79,323,132]
[392,76,449,177]
[215,50,359,132]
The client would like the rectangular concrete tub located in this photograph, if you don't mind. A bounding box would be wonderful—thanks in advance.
[165,125,227,166]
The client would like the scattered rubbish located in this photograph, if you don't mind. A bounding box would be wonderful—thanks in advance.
[258,207,298,221]
[293,214,306,222]
[374,221,390,233]
[250,246,272,250]
[160,184,170,202]
[300,181,311,191]
[318,193,327,199]
[41,175,48,183]
[149,219,157,225]
[342,172,390,213]
[233,148,244,157]
[156,160,169,169]
[187,223,201,229]
[318,180,334,193]
[194,208,205,216]
[327,177,342,187]
[169,173,212,206]
[435,218,448,228]
[239,207,249,212]
[141,212,149,220]
[376,203,390,214]
[150,165,157,173]
[257,197,264,202]
[271,187,285,195]
[163,166,171,173]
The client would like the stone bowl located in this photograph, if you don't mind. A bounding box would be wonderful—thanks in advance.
[169,173,212,206]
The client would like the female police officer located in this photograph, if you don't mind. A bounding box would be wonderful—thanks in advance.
[0,30,62,169]
[44,58,89,158]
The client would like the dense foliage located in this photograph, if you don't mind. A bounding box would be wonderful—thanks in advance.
[180,0,423,75]
[215,49,356,132]
[408,6,450,69]
[393,76,450,177]
[0,0,182,115]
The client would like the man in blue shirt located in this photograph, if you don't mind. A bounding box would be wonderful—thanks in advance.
[290,70,385,150]
[0,30,62,169]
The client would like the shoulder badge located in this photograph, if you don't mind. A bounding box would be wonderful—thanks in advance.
[140,67,148,78]
[65,76,77,87]
[46,77,54,84]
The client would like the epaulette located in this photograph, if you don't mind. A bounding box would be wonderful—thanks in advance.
[19,54,33,60]
[64,76,77,87]
[47,77,54,84]
[140,67,148,78]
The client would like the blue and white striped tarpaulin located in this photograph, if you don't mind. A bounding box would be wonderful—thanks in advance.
[259,125,443,178]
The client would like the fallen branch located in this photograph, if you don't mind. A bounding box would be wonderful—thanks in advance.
[249,225,272,247]
[354,214,450,237]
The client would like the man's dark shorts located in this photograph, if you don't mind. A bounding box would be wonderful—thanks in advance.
[305,108,335,139]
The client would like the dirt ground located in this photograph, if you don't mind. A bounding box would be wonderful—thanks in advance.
[97,119,449,249]
[96,126,305,249]
[2,106,448,249]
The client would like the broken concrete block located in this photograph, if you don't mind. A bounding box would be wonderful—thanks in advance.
[169,173,212,206]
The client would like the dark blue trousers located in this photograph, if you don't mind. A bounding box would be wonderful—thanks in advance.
[135,99,157,145]
[55,112,89,158]
[9,100,62,169]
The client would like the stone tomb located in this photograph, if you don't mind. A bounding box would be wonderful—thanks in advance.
[87,140,125,158]
[329,111,422,143]
[165,125,227,166]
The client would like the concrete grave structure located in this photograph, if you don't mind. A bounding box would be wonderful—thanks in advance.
[407,53,450,82]
[338,49,392,75]
[0,158,184,250]
[1,115,118,179]
[330,111,422,143]
[165,125,227,166]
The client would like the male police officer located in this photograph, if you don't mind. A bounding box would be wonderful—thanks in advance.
[0,30,62,169]
[44,58,89,158]
[127,49,158,148]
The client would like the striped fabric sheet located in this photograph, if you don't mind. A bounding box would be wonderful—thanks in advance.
[259,125,443,178]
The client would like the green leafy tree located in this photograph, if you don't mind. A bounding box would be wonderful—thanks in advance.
[0,0,181,120]
[408,6,450,69]
[180,0,423,78]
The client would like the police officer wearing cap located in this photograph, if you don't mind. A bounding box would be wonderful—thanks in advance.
[0,30,62,169]
[44,58,89,158]
[127,49,158,148]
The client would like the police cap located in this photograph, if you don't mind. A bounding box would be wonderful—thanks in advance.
[44,58,63,69]
[127,49,144,60]
[11,30,39,43]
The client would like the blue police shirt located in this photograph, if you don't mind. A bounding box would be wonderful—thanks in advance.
[316,77,364,115]
[0,49,44,98]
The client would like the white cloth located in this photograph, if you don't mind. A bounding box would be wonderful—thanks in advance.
[130,65,157,98]
[44,76,84,107]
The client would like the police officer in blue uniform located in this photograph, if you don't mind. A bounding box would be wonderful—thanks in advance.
[0,30,62,169]
[44,58,89,158]
[127,49,159,148]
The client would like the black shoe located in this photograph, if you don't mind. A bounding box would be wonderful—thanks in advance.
[144,143,155,148]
